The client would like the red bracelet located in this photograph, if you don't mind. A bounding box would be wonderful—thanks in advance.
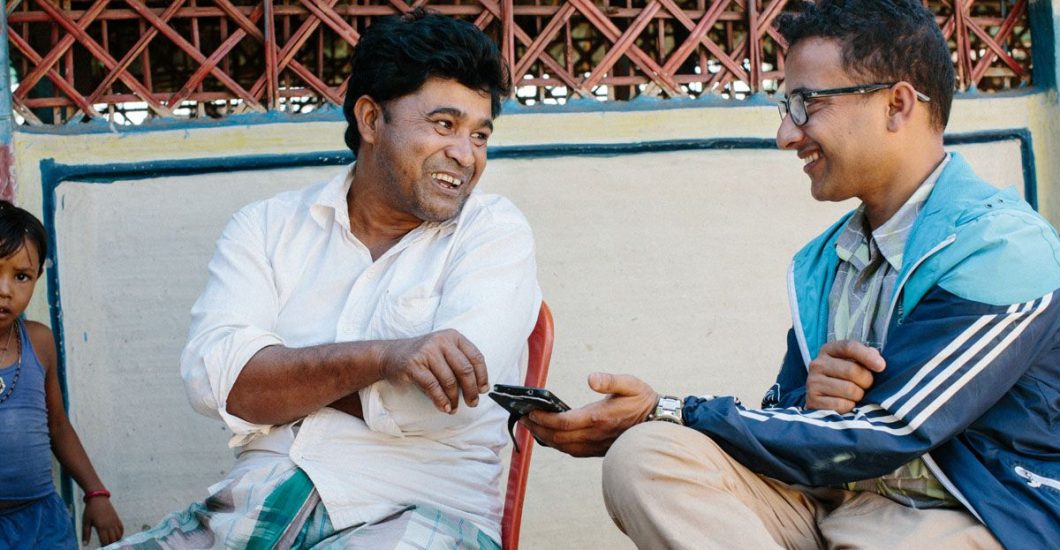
[83,489,111,502]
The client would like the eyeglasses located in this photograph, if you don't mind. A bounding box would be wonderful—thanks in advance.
[777,83,931,126]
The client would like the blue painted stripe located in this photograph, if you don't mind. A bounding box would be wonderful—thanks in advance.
[38,129,1038,201]
[14,86,1054,137]
[1026,0,1057,91]
[37,159,75,516]
[0,9,13,149]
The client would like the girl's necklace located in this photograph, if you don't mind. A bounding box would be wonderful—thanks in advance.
[0,324,21,404]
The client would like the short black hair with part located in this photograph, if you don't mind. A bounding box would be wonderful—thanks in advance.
[776,0,955,131]
[0,201,48,274]
[342,8,511,154]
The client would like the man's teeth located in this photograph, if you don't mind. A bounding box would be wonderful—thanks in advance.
[433,173,462,188]
[803,152,820,166]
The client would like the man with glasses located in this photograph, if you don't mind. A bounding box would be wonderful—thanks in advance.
[525,1,1060,548]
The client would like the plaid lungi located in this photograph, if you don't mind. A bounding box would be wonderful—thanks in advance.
[107,460,500,550]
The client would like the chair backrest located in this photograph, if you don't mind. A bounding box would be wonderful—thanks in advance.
[500,301,555,550]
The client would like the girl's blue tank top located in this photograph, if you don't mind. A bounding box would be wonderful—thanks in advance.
[0,320,55,501]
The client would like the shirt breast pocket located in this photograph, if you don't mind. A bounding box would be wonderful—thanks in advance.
[373,290,442,339]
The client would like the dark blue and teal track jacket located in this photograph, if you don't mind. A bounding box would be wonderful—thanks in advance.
[682,153,1060,548]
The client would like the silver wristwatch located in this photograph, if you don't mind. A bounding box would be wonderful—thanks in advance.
[646,395,684,425]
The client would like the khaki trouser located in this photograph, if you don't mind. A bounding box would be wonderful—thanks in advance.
[602,422,1002,550]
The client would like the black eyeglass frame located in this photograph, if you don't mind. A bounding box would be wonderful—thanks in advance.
[777,83,932,127]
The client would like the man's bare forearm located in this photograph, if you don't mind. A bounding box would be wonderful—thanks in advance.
[226,340,386,425]
[226,329,488,426]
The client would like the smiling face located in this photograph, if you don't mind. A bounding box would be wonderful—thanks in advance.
[0,239,40,329]
[367,77,494,223]
[776,38,895,204]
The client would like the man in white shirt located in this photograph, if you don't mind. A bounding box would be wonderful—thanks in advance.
[111,9,540,550]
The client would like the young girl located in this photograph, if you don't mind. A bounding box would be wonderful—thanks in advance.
[0,201,123,547]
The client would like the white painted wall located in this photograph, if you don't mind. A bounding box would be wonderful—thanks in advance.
[7,89,1047,548]
[50,139,1023,548]
[54,169,311,529]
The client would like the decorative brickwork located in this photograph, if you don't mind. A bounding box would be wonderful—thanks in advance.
[7,0,1033,125]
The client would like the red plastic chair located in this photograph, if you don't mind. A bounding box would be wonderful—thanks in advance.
[500,302,555,550]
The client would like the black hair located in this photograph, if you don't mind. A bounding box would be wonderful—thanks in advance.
[342,8,511,154]
[0,200,47,274]
[776,0,955,130]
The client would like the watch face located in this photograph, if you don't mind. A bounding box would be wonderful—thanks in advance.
[659,397,682,408]
[652,396,684,425]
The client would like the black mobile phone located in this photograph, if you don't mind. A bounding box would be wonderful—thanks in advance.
[489,384,570,452]
[489,384,570,416]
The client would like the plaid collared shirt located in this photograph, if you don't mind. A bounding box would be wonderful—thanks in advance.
[826,157,943,347]
[827,155,961,508]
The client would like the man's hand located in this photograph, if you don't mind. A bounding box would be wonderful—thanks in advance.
[522,373,658,457]
[378,329,488,414]
[806,340,886,413]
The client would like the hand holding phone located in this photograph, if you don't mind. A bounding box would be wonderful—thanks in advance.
[488,384,570,451]
[489,384,570,415]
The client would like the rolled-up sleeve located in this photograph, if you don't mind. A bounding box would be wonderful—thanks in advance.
[360,201,542,438]
[180,204,285,444]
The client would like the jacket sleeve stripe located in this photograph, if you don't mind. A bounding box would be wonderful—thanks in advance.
[770,404,901,424]
[891,296,1037,418]
[906,292,1052,430]
[739,406,913,434]
[753,403,909,427]
[736,292,1053,437]
[881,313,998,411]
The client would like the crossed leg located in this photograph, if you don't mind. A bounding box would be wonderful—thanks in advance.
[601,422,1000,550]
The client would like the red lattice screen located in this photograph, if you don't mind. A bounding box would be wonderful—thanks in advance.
[7,0,1033,126]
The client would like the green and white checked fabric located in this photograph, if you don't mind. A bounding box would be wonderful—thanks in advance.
[827,157,960,509]
[827,173,937,349]
[108,462,501,550]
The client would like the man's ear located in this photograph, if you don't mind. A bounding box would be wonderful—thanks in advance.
[354,96,383,145]
[885,82,919,132]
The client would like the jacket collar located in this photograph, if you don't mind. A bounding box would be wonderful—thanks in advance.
[789,152,1010,361]
[901,152,1013,273]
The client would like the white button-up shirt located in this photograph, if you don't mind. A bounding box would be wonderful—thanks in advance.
[180,165,541,539]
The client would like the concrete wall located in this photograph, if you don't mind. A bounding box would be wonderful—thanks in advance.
[11,89,1052,548]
